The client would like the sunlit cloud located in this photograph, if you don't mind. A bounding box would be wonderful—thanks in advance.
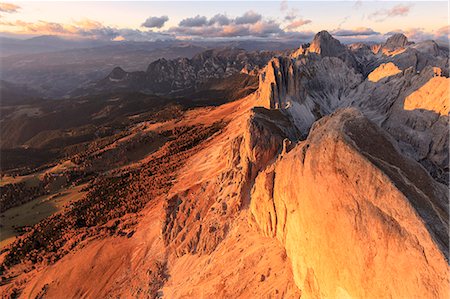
[169,11,282,38]
[0,8,446,43]
[435,25,450,40]
[0,19,172,41]
[369,4,412,22]
[0,2,20,13]
[285,19,312,31]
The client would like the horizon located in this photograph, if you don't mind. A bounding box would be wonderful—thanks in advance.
[0,1,448,43]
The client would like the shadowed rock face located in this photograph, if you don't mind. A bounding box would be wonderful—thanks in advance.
[383,33,414,51]
[309,31,348,57]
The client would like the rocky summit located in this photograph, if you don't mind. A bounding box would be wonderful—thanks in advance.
[1,29,449,299]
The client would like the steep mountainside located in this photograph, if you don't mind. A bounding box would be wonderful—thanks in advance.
[1,31,448,298]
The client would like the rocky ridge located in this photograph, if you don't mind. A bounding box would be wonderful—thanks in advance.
[75,48,279,97]
[1,31,448,298]
[257,31,449,184]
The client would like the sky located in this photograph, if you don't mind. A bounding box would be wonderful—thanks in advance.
[0,1,448,42]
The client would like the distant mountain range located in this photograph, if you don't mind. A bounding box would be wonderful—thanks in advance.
[0,36,299,98]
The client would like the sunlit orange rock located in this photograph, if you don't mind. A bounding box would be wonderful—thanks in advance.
[404,76,449,116]
[251,108,449,298]
[367,62,401,82]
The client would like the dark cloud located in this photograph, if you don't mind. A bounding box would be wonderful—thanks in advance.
[0,2,20,13]
[235,11,262,25]
[208,14,231,26]
[179,15,208,27]
[169,11,282,38]
[142,16,169,28]
[369,4,412,22]
[169,19,283,38]
[332,27,380,37]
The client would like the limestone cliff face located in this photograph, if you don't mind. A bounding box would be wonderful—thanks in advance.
[256,31,449,183]
[257,56,301,110]
[307,31,358,69]
[250,108,449,299]
[380,33,413,54]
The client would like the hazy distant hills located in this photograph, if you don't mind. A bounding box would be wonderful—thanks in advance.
[0,35,299,98]
[0,35,110,57]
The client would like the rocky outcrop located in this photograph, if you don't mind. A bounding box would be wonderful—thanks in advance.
[367,62,401,82]
[251,108,449,299]
[348,33,448,76]
[292,31,358,69]
[257,56,300,110]
[309,31,349,57]
[403,76,449,116]
[162,104,299,256]
[380,33,413,53]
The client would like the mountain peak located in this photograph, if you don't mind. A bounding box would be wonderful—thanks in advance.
[309,30,346,56]
[385,33,412,48]
[315,30,333,39]
[109,66,127,79]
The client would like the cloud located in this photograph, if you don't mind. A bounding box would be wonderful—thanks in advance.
[332,27,380,37]
[385,26,450,42]
[285,19,312,31]
[282,30,315,41]
[235,11,262,25]
[169,11,282,38]
[434,25,450,40]
[142,16,168,28]
[250,20,283,35]
[387,4,411,17]
[179,15,208,27]
[112,35,125,41]
[369,4,412,22]
[0,19,173,41]
[0,2,20,13]
[208,14,231,26]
